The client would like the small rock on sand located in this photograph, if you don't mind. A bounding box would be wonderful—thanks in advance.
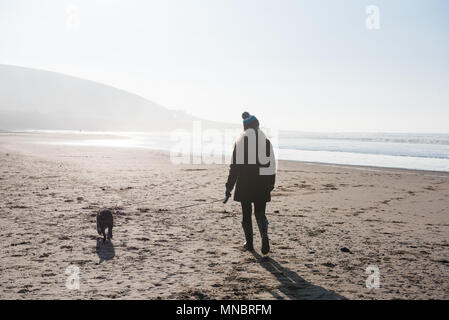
[341,247,353,254]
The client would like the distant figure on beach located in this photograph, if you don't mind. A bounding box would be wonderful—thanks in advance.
[225,112,276,254]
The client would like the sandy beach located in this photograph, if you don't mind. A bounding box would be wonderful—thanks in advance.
[0,132,448,300]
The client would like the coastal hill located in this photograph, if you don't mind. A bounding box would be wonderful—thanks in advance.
[0,64,233,131]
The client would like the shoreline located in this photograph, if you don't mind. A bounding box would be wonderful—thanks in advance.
[281,160,449,177]
[1,131,449,176]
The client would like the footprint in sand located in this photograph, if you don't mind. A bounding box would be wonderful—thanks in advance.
[322,184,338,190]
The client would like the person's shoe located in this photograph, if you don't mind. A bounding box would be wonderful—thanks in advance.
[243,242,254,251]
[261,236,270,255]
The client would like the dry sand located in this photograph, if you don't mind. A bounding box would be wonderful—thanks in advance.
[0,132,448,299]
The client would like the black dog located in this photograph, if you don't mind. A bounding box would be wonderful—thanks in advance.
[97,209,113,242]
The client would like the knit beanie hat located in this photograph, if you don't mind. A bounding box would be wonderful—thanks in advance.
[242,111,259,130]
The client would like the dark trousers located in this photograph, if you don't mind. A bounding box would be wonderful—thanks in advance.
[241,201,269,243]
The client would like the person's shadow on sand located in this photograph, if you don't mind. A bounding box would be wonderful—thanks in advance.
[251,251,346,300]
[96,239,115,264]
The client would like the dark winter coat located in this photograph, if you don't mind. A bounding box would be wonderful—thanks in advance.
[225,129,276,203]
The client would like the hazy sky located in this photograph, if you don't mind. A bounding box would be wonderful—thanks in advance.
[1,0,448,132]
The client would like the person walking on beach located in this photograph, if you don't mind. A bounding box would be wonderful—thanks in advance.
[225,112,276,254]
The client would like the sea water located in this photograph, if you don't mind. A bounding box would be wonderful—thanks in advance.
[35,130,449,172]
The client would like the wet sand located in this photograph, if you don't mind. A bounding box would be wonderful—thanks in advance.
[0,132,448,299]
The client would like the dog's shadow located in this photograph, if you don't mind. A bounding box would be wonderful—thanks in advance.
[96,238,115,264]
